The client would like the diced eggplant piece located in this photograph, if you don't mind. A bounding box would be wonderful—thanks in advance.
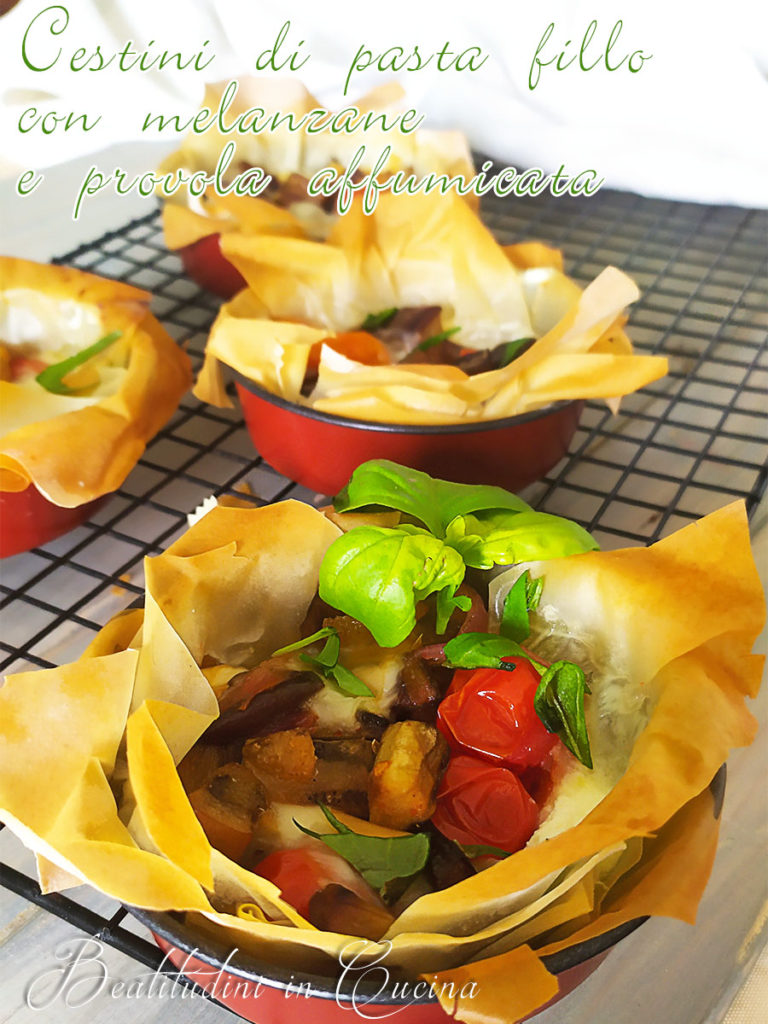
[243,729,317,781]
[204,672,323,745]
[275,172,317,207]
[207,763,269,819]
[391,654,444,723]
[368,721,449,830]
[300,593,338,637]
[321,614,375,648]
[401,338,466,367]
[312,737,377,768]
[312,789,370,819]
[308,884,394,941]
[311,738,376,816]
[356,710,390,739]
[189,762,268,863]
[371,306,443,360]
[404,339,536,375]
[177,743,234,793]
[242,729,317,804]
[418,822,475,890]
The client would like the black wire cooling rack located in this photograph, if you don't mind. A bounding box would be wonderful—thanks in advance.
[1,185,767,1015]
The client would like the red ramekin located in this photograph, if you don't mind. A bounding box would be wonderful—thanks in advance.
[178,234,247,298]
[0,484,108,558]
[234,376,583,495]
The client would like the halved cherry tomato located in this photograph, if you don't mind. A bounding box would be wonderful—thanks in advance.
[431,754,539,853]
[10,356,47,381]
[255,845,375,918]
[437,660,556,769]
[307,331,391,375]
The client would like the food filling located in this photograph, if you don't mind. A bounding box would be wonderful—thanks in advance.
[0,289,126,403]
[300,305,535,395]
[177,462,647,939]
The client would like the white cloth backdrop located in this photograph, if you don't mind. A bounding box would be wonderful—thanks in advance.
[0,0,767,206]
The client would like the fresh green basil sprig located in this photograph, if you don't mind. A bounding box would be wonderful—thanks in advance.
[534,662,593,769]
[272,627,373,698]
[318,461,596,649]
[499,570,543,644]
[35,330,122,395]
[294,804,430,888]
[416,327,461,351]
[361,308,398,331]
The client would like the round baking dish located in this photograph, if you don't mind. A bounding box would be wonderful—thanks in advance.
[234,374,583,494]
[129,766,725,1023]
[178,234,247,299]
[0,483,108,558]
[130,906,643,1024]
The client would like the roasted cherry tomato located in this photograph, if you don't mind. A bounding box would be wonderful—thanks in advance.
[437,660,556,769]
[255,845,374,919]
[10,356,47,380]
[307,331,391,374]
[431,754,539,853]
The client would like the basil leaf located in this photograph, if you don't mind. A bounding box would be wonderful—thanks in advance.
[499,570,544,643]
[333,461,529,539]
[443,632,529,671]
[312,632,340,669]
[416,326,461,351]
[35,331,122,395]
[362,308,398,330]
[534,661,593,768]
[294,805,430,889]
[499,572,532,643]
[443,631,548,674]
[445,509,598,570]
[319,525,466,647]
[435,588,471,635]
[272,627,337,657]
[275,628,373,697]
[499,337,535,367]
[526,575,543,612]
[327,662,375,697]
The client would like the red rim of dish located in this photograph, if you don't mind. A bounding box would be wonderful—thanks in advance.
[232,372,580,434]
[129,905,646,1004]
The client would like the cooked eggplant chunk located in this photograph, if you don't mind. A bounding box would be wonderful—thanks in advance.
[368,721,449,830]
[177,743,234,793]
[356,710,390,739]
[243,731,376,813]
[418,822,475,890]
[308,883,394,940]
[204,671,322,744]
[369,306,442,361]
[391,653,446,723]
[242,729,317,803]
[189,762,268,863]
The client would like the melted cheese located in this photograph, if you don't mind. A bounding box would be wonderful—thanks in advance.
[0,290,128,436]
[527,605,653,844]
[306,648,406,734]
[0,289,102,358]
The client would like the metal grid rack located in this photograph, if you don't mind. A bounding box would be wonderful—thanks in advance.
[1,186,767,1012]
